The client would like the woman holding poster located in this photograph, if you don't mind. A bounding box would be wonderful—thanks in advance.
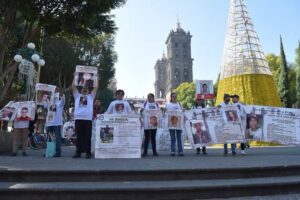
[166,92,184,156]
[141,93,160,157]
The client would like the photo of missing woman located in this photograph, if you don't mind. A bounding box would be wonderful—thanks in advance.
[245,114,263,140]
[225,110,239,122]
[0,105,15,121]
[168,115,182,129]
[76,72,94,88]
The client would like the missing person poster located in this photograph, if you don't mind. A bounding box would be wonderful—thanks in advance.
[94,114,141,158]
[165,110,184,130]
[14,101,35,121]
[75,65,98,88]
[143,109,162,130]
[62,121,76,139]
[195,80,214,99]
[35,83,56,120]
[0,101,16,121]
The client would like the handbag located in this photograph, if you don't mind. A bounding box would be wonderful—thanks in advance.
[45,132,56,158]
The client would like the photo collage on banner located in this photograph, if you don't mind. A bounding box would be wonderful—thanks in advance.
[14,101,36,121]
[95,114,141,158]
[195,80,214,100]
[244,105,300,145]
[35,83,56,123]
[0,101,17,121]
[74,65,98,88]
[143,109,162,130]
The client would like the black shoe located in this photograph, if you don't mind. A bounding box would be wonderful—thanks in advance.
[85,153,92,159]
[142,153,147,157]
[22,152,27,156]
[203,151,207,155]
[232,151,236,156]
[72,153,81,158]
[178,152,184,156]
[224,151,228,156]
[53,153,61,157]
[170,152,175,156]
[10,153,17,157]
[153,152,159,156]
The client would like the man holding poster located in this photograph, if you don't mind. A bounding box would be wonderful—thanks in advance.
[72,73,98,159]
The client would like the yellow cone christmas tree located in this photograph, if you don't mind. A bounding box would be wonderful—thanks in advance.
[216,0,281,106]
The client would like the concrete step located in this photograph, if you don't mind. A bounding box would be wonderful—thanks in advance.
[1,165,300,182]
[1,176,300,200]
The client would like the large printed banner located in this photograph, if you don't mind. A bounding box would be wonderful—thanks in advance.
[94,114,141,158]
[75,65,98,88]
[244,105,300,145]
[0,101,17,121]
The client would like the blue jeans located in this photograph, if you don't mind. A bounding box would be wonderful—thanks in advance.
[46,126,62,155]
[169,129,183,153]
[224,143,236,153]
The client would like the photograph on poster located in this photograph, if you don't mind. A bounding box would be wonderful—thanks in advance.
[148,115,158,127]
[36,105,47,119]
[77,72,94,88]
[16,107,32,121]
[191,120,211,144]
[168,115,181,129]
[225,110,239,122]
[115,103,124,113]
[36,91,51,105]
[0,105,15,121]
[245,114,263,140]
[79,95,88,107]
[64,126,76,139]
[100,125,114,144]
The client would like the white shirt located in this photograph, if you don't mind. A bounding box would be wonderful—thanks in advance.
[105,100,133,114]
[143,101,159,110]
[47,94,65,126]
[166,102,182,111]
[74,91,95,120]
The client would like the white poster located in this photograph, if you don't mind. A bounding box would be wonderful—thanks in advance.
[94,114,141,158]
[0,101,17,121]
[164,110,184,130]
[75,65,98,88]
[156,128,186,151]
[14,101,35,121]
[195,80,214,99]
[143,109,162,130]
[35,83,56,120]
[62,121,76,139]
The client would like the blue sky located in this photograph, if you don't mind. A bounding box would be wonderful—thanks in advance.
[112,0,300,98]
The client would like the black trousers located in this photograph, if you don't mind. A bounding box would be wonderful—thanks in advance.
[75,119,92,154]
[143,129,157,154]
[196,147,206,152]
[241,143,245,150]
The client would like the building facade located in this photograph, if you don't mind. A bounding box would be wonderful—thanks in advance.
[154,20,193,99]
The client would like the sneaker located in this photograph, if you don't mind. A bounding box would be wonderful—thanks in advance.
[232,151,236,156]
[72,153,81,159]
[224,151,228,156]
[241,150,246,155]
[178,152,184,156]
[153,152,159,156]
[170,152,175,156]
[22,152,27,156]
[142,153,147,157]
[86,153,92,159]
[203,151,207,155]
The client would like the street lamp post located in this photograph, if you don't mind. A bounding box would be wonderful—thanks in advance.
[13,42,45,100]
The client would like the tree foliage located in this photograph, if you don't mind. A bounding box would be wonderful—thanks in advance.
[0,0,126,104]
[173,82,195,109]
[277,36,290,107]
[295,41,300,108]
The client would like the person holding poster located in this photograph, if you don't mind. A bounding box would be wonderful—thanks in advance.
[72,75,98,159]
[219,94,236,155]
[141,93,160,157]
[105,90,133,114]
[166,92,184,156]
[232,95,247,155]
[191,98,208,155]
[46,87,65,157]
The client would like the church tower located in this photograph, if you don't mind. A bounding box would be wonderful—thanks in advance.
[216,0,281,106]
[154,19,193,99]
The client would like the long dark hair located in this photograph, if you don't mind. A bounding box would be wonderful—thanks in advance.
[170,92,177,103]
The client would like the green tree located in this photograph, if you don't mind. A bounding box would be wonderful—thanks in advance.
[295,41,300,108]
[0,0,126,103]
[173,82,195,109]
[278,36,290,107]
[266,54,280,84]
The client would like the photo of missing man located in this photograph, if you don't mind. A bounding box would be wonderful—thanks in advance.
[100,125,114,144]
[115,103,124,113]
[245,114,263,140]
[0,106,15,121]
[191,120,211,144]
[16,107,32,121]
[36,91,51,105]
[168,115,182,129]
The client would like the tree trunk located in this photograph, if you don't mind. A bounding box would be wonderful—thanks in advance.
[0,63,18,101]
